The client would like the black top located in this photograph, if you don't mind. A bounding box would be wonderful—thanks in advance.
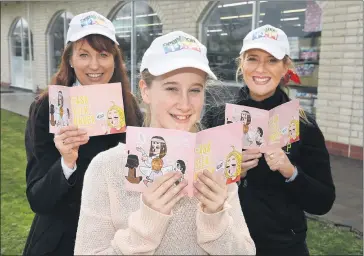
[202,86,335,252]
[23,95,142,256]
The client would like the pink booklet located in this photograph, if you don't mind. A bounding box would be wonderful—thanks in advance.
[225,100,300,152]
[125,123,243,197]
[48,83,126,136]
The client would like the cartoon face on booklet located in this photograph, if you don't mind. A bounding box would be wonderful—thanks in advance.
[48,83,126,136]
[225,100,300,151]
[125,124,243,197]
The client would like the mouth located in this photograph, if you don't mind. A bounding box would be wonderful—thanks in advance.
[253,76,271,85]
[170,114,191,123]
[87,73,103,80]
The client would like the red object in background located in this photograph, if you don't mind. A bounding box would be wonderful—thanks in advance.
[282,69,301,85]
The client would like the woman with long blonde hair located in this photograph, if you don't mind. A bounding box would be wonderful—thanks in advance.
[202,24,335,256]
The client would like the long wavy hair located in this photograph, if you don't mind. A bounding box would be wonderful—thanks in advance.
[28,35,142,151]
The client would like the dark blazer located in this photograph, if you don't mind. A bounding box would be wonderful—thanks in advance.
[202,86,335,256]
[23,95,142,256]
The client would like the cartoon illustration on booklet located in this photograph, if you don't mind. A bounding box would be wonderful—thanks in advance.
[124,123,243,197]
[48,83,126,136]
[225,99,300,151]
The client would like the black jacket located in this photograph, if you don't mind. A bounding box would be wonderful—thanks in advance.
[202,86,335,254]
[23,95,142,256]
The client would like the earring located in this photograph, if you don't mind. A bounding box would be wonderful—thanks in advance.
[70,65,73,68]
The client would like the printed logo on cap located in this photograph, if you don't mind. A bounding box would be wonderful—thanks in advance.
[80,14,106,28]
[163,35,201,54]
[252,26,279,41]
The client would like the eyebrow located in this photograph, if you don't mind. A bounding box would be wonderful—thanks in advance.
[162,82,204,88]
[77,48,90,53]
[247,54,275,58]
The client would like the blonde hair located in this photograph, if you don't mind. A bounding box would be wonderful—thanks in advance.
[139,69,209,133]
[236,53,311,125]
[151,157,163,171]
[107,102,126,128]
[289,118,300,139]
[224,146,242,179]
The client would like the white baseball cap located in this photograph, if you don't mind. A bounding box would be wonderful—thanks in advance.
[140,31,217,80]
[66,11,119,45]
[239,24,290,60]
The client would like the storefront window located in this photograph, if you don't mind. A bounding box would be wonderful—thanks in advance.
[259,1,322,116]
[47,11,74,79]
[201,1,254,83]
[111,1,162,84]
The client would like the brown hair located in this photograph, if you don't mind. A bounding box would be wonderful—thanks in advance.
[28,35,142,153]
[139,69,207,133]
[236,53,310,124]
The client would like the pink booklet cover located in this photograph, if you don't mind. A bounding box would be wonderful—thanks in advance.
[225,100,300,152]
[125,123,243,197]
[48,83,126,136]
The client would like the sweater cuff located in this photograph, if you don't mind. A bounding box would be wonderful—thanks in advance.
[128,194,172,238]
[285,166,308,189]
[196,201,232,235]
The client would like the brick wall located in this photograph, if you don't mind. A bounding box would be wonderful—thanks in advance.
[317,1,363,160]
[149,0,209,36]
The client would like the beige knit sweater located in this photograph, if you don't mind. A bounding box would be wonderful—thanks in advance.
[74,143,256,255]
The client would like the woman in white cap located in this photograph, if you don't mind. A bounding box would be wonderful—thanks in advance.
[74,31,256,255]
[202,24,335,256]
[23,11,142,256]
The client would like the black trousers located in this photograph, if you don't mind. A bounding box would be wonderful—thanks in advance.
[256,241,310,256]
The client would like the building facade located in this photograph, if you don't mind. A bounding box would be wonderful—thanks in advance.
[1,0,363,159]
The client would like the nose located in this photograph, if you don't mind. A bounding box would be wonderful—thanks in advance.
[255,60,265,72]
[89,56,100,70]
[177,92,191,112]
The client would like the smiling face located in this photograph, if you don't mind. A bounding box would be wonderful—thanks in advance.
[289,122,297,139]
[70,39,115,85]
[241,111,250,125]
[140,67,206,132]
[108,109,120,128]
[151,140,161,155]
[241,49,289,101]
[226,155,237,177]
[58,92,63,107]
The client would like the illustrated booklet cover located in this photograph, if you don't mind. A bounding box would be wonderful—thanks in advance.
[124,123,243,197]
[48,83,126,136]
[225,100,300,152]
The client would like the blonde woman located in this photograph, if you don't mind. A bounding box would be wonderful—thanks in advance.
[74,31,255,255]
[202,24,335,256]
[105,103,126,134]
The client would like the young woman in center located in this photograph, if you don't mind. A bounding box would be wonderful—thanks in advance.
[74,31,256,255]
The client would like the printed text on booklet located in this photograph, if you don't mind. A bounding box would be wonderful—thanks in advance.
[48,83,126,136]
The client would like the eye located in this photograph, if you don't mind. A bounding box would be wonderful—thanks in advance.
[268,58,279,63]
[166,87,178,92]
[100,52,109,58]
[246,57,258,62]
[79,53,88,58]
[190,88,202,93]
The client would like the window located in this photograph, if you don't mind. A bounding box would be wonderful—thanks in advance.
[201,1,254,83]
[111,1,162,89]
[259,1,322,116]
[10,18,34,60]
[9,18,34,90]
[47,11,74,79]
[259,1,321,87]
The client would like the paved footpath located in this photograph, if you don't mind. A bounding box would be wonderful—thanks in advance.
[1,88,363,234]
